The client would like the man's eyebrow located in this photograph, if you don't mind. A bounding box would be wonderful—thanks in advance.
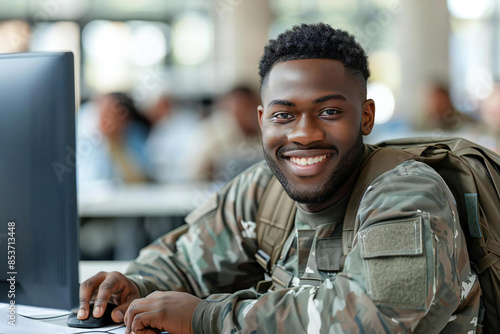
[313,94,347,104]
[267,99,295,107]
[267,94,347,107]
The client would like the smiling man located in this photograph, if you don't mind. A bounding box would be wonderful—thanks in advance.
[79,23,480,333]
[259,57,373,212]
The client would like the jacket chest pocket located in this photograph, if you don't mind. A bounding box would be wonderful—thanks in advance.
[315,237,343,272]
[299,222,343,280]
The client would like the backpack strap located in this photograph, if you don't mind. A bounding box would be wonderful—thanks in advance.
[340,147,418,268]
[255,177,296,273]
[341,138,500,259]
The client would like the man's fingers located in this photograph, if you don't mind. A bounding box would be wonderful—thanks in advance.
[78,271,107,319]
[124,299,151,334]
[129,310,160,334]
[125,291,199,334]
[92,272,123,317]
[78,271,130,319]
[124,300,137,332]
[111,302,130,323]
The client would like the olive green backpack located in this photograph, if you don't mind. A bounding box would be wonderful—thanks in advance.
[255,137,500,334]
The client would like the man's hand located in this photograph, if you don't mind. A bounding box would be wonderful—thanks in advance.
[78,271,141,323]
[124,291,202,334]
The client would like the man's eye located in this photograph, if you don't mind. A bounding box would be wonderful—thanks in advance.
[274,113,293,119]
[320,109,340,116]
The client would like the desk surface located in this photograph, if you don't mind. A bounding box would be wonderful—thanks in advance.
[1,302,126,333]
[78,182,216,218]
[1,261,131,333]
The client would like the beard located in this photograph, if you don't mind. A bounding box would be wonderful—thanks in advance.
[264,130,364,204]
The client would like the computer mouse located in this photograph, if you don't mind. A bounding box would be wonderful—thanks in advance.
[67,302,119,328]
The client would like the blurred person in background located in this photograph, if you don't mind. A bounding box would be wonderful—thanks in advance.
[78,92,153,186]
[479,84,500,152]
[78,92,153,260]
[190,85,263,184]
[414,82,476,132]
[0,20,31,53]
[143,92,202,183]
[97,92,153,183]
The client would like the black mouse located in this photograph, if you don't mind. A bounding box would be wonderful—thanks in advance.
[67,302,119,328]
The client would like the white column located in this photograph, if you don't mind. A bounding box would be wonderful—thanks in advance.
[395,0,450,122]
[213,0,273,93]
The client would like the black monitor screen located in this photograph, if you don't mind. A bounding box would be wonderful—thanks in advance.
[0,52,79,310]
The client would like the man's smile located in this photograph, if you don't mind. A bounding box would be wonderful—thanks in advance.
[289,154,328,166]
[279,149,337,177]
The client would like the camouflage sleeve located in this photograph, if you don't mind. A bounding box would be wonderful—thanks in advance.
[193,160,480,333]
[124,160,273,298]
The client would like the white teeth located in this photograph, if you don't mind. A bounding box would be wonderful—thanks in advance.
[290,155,327,166]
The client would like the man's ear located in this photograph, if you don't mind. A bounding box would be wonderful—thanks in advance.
[361,99,375,135]
[257,105,264,129]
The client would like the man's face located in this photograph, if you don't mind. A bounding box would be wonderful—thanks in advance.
[258,59,375,211]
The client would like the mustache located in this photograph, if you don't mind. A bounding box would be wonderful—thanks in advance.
[276,144,339,157]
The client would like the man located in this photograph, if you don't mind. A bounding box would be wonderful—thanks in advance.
[78,23,481,333]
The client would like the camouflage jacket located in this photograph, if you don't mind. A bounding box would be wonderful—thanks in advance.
[125,145,481,333]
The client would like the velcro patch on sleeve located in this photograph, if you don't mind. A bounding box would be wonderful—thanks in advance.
[359,216,427,309]
[359,217,423,258]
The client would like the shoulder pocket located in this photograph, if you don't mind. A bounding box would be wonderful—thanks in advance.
[359,216,428,310]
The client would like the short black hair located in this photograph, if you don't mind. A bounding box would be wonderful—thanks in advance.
[259,23,370,92]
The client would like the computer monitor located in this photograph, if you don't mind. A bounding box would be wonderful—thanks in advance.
[0,52,79,310]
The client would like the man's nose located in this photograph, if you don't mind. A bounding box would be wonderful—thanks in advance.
[287,116,324,145]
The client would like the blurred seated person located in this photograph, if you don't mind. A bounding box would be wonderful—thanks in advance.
[143,92,202,183]
[77,92,154,260]
[479,84,500,152]
[190,85,263,183]
[414,82,475,132]
[78,92,153,186]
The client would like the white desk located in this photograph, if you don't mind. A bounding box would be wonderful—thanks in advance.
[0,261,131,333]
[78,182,215,218]
[0,303,126,333]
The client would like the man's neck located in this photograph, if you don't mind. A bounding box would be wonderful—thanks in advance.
[297,171,358,213]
